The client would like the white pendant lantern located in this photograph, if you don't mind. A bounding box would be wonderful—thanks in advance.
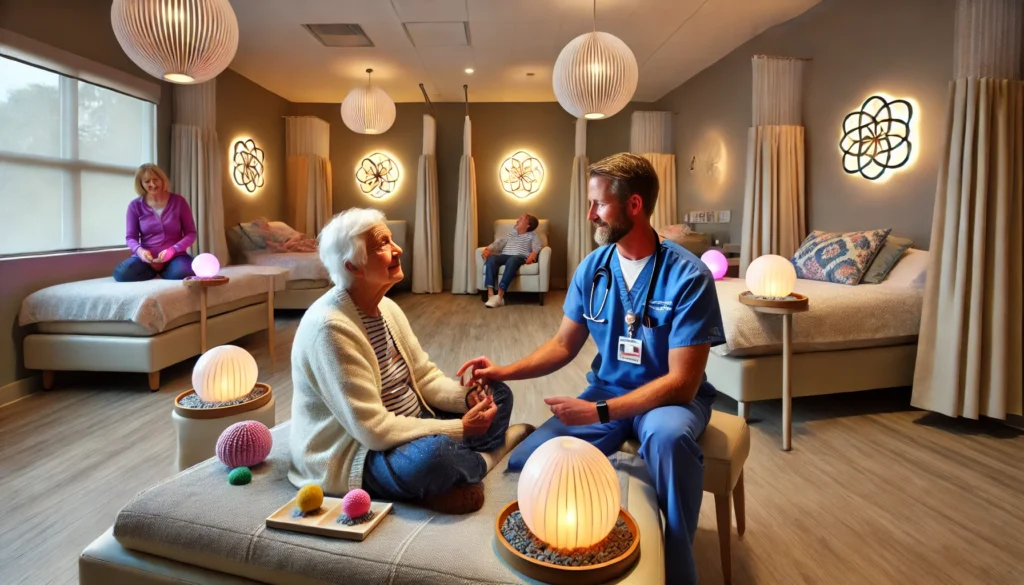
[111,0,239,84]
[553,28,638,120]
[341,68,397,135]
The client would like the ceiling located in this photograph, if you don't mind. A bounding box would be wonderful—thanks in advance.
[227,0,820,104]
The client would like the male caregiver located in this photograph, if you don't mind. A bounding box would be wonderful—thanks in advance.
[459,152,725,585]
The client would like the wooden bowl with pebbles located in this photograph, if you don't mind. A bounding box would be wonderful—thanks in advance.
[173,383,273,419]
[495,500,640,585]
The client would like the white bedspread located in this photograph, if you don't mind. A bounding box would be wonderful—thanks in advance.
[242,250,329,282]
[19,266,288,334]
[712,277,924,357]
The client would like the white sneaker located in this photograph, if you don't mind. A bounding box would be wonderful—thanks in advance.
[485,295,505,308]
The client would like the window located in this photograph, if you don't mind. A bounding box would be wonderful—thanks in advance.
[0,55,157,256]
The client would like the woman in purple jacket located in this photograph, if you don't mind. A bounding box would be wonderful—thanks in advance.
[113,164,198,282]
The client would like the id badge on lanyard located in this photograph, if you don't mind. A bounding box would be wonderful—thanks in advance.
[617,310,643,364]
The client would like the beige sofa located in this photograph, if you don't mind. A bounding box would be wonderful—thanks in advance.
[80,421,665,584]
[475,219,552,305]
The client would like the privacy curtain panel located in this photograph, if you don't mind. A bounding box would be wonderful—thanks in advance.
[171,79,229,266]
[413,114,443,293]
[452,116,479,294]
[567,118,592,283]
[912,0,1024,420]
[739,55,807,276]
[630,111,677,231]
[284,116,332,237]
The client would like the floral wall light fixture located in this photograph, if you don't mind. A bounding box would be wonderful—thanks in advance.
[232,139,265,193]
[500,151,545,199]
[357,152,400,199]
[840,95,914,181]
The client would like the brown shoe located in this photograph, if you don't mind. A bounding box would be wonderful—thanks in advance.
[419,483,485,515]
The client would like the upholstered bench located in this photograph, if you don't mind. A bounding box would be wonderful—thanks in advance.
[81,422,666,585]
[622,410,751,585]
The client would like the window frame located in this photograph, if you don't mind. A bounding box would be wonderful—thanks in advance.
[0,31,160,259]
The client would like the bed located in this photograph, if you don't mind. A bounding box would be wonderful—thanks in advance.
[18,265,287,390]
[228,220,409,309]
[706,249,929,420]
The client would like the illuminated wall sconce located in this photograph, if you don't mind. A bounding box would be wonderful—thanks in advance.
[356,152,400,198]
[232,139,265,193]
[840,95,914,181]
[500,150,544,198]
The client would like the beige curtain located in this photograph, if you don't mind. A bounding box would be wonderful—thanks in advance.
[912,0,1024,420]
[171,79,228,265]
[740,56,807,275]
[284,117,332,236]
[567,118,592,283]
[451,116,478,294]
[413,114,443,293]
[630,111,677,230]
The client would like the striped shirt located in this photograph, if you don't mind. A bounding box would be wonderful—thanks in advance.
[487,229,542,258]
[357,307,424,418]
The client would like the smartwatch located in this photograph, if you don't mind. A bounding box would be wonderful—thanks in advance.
[596,400,610,424]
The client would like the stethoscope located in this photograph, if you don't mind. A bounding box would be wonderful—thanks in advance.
[583,235,662,331]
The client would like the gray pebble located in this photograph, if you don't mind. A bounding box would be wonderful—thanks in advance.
[500,511,634,567]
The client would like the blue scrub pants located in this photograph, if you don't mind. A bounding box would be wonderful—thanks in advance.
[362,382,514,501]
[508,385,713,585]
[484,254,526,292]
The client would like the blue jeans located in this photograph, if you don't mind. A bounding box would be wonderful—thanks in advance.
[484,254,526,292]
[113,254,195,282]
[362,382,514,501]
[507,385,714,585]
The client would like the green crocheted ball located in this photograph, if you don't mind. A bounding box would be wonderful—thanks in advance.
[228,466,252,486]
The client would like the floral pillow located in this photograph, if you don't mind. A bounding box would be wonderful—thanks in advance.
[791,229,891,285]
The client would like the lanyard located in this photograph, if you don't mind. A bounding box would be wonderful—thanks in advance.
[611,244,661,338]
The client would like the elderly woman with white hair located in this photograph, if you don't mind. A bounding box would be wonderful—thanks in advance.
[288,208,513,514]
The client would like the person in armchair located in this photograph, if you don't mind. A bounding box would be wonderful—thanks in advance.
[288,208,513,514]
[481,213,542,308]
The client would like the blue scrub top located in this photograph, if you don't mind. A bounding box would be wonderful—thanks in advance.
[564,239,726,398]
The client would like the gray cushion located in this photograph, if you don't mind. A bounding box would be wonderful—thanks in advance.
[862,235,914,284]
[113,422,663,585]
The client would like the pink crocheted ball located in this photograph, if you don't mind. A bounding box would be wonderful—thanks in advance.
[342,488,372,519]
[216,421,272,469]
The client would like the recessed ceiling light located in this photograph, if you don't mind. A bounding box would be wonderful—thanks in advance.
[465,68,474,74]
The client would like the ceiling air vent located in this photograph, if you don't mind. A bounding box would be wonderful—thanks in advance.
[303,24,375,48]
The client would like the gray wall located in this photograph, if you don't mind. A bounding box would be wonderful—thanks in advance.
[655,0,955,248]
[287,101,645,290]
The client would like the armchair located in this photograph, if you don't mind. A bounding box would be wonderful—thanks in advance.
[475,219,551,305]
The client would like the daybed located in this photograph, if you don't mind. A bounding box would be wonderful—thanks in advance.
[79,421,666,585]
[706,248,929,419]
[19,265,287,391]
[228,220,409,309]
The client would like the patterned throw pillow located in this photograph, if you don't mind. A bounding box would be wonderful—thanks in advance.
[791,229,892,285]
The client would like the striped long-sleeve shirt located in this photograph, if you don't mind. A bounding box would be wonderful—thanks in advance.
[356,307,424,418]
[487,229,542,258]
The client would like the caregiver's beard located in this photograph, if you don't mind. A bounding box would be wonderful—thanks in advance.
[593,209,633,247]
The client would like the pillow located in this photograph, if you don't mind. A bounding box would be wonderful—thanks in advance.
[237,220,270,249]
[861,235,914,284]
[881,248,929,288]
[791,229,891,285]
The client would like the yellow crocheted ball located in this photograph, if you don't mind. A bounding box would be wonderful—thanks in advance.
[296,484,324,514]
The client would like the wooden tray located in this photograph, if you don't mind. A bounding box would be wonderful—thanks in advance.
[738,291,809,314]
[266,497,392,541]
[494,500,641,585]
[183,276,230,287]
[173,383,273,420]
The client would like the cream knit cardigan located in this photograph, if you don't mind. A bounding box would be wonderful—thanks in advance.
[288,288,469,495]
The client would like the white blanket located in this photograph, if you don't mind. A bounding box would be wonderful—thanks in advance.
[713,277,924,357]
[20,266,288,334]
[241,250,329,282]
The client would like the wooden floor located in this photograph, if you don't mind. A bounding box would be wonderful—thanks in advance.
[2,290,1023,585]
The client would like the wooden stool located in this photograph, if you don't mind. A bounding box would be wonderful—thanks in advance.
[622,410,750,584]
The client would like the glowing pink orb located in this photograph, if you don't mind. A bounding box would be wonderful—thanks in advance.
[192,253,220,278]
[701,249,728,280]
[342,488,372,518]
